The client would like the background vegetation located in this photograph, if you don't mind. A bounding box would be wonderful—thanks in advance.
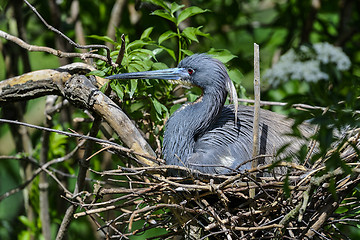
[0,0,360,239]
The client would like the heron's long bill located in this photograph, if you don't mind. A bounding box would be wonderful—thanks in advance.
[106,67,238,123]
[105,68,190,84]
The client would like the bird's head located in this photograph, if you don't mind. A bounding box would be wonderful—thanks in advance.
[106,54,238,113]
[176,54,230,92]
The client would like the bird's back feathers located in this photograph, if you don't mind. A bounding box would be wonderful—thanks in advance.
[172,104,314,174]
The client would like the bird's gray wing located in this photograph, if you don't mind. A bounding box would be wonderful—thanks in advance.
[188,105,314,174]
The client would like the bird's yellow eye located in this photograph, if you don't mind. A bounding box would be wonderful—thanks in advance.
[187,68,194,75]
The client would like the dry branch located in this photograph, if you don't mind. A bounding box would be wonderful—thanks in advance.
[23,0,114,65]
[252,43,261,160]
[238,98,360,114]
[0,30,111,64]
[0,64,156,165]
[62,129,359,239]
[1,63,359,239]
[251,43,261,200]
[1,24,359,238]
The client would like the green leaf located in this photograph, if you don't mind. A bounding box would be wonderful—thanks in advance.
[159,46,176,61]
[152,62,169,70]
[0,0,9,12]
[129,49,156,61]
[197,29,210,38]
[50,130,67,157]
[177,6,209,25]
[181,27,200,42]
[145,0,170,11]
[87,35,116,45]
[88,70,105,77]
[159,31,178,44]
[187,92,199,102]
[100,82,109,93]
[170,104,181,115]
[110,81,124,101]
[19,215,33,229]
[127,39,148,50]
[207,48,237,63]
[130,60,153,71]
[152,48,163,58]
[129,79,138,98]
[128,65,137,73]
[130,63,145,72]
[151,10,176,24]
[170,2,184,15]
[18,231,31,240]
[228,69,244,84]
[180,49,194,57]
[152,98,163,115]
[283,174,291,198]
[130,101,145,113]
[110,51,119,59]
[141,27,154,40]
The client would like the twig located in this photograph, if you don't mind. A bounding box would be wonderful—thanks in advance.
[252,43,261,160]
[0,30,111,64]
[39,96,56,240]
[86,145,112,161]
[84,186,159,208]
[201,199,232,240]
[70,155,360,238]
[115,164,222,177]
[251,43,261,199]
[154,176,212,191]
[0,118,161,164]
[238,98,360,114]
[56,115,102,240]
[128,204,206,231]
[75,202,205,221]
[23,0,114,66]
[115,34,126,65]
[200,230,231,240]
[0,143,81,202]
[304,173,360,238]
[233,224,284,231]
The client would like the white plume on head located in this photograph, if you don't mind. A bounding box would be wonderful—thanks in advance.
[226,77,238,125]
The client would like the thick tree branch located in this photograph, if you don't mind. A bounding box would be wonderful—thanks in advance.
[64,75,156,164]
[0,62,98,102]
[0,64,156,165]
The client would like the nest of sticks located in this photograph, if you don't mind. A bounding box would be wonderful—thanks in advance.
[71,133,360,240]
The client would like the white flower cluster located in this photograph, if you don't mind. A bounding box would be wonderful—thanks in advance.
[265,42,351,86]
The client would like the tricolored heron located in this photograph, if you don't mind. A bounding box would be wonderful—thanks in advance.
[107,54,314,174]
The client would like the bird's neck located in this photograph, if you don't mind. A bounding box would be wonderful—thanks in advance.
[192,89,227,135]
[163,88,228,166]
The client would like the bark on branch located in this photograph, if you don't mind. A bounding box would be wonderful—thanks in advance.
[0,64,156,165]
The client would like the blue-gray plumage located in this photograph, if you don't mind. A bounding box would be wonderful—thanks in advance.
[107,54,314,174]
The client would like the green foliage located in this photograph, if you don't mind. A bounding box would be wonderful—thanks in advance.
[89,3,241,150]
[0,0,8,12]
[263,40,359,170]
[18,215,44,240]
[1,0,360,239]
[265,42,360,215]
[147,0,210,62]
